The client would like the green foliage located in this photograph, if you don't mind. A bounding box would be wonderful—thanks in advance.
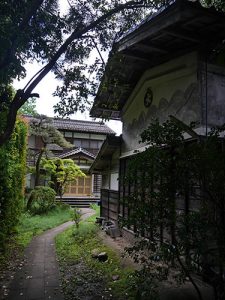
[82,204,100,223]
[18,98,38,116]
[0,116,27,250]
[0,0,164,146]
[0,1,224,146]
[41,157,85,197]
[0,203,72,271]
[29,115,72,148]
[0,85,15,135]
[128,268,159,300]
[90,203,100,213]
[201,0,225,11]
[72,207,82,229]
[123,118,225,300]
[28,186,56,215]
[27,115,73,188]
[16,203,72,247]
[0,0,63,85]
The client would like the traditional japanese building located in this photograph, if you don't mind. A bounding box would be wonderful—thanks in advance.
[26,116,115,201]
[90,0,225,222]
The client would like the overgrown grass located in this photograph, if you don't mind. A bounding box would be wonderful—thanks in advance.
[0,203,72,269]
[17,203,72,247]
[56,207,136,299]
[87,203,100,221]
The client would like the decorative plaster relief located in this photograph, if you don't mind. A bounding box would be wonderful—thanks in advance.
[123,83,200,152]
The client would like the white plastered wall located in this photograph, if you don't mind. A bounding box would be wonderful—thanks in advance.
[101,148,120,191]
[121,52,199,156]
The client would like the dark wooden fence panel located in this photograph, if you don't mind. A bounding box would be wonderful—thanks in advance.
[100,189,119,222]
[119,157,204,240]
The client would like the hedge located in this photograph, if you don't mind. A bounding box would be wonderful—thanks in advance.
[0,116,27,249]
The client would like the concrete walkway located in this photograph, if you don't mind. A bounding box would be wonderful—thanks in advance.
[6,208,95,300]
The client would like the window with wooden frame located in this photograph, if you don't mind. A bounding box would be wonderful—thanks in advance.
[65,175,92,196]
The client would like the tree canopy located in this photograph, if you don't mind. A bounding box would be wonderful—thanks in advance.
[28,114,73,187]
[0,0,223,146]
[41,157,85,198]
[19,98,38,116]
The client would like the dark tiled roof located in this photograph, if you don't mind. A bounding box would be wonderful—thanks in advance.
[52,118,115,135]
[46,143,63,151]
[24,115,115,135]
[58,147,96,159]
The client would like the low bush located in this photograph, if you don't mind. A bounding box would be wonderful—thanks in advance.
[28,186,56,215]
[72,207,82,228]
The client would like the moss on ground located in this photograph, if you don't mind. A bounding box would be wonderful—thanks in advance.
[16,203,72,247]
[0,203,72,270]
[55,210,137,300]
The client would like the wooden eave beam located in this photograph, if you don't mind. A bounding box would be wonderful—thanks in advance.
[163,29,200,43]
[97,107,121,114]
[122,51,152,63]
[137,43,168,54]
[117,4,181,52]
[182,15,206,26]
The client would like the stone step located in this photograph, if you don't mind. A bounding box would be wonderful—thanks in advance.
[56,197,100,208]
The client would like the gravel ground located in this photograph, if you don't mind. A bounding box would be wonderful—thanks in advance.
[59,259,117,300]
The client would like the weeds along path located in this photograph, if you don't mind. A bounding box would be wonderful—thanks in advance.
[5,208,95,300]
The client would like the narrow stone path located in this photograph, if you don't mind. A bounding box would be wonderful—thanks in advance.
[6,208,95,300]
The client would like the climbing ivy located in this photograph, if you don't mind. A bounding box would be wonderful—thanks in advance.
[122,118,225,300]
[0,116,27,250]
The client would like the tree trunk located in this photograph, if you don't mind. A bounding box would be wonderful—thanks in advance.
[26,190,35,211]
[35,148,45,187]
[0,0,149,146]
[26,147,45,210]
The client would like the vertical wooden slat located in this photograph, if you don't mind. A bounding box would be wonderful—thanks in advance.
[100,189,119,222]
[107,189,110,220]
